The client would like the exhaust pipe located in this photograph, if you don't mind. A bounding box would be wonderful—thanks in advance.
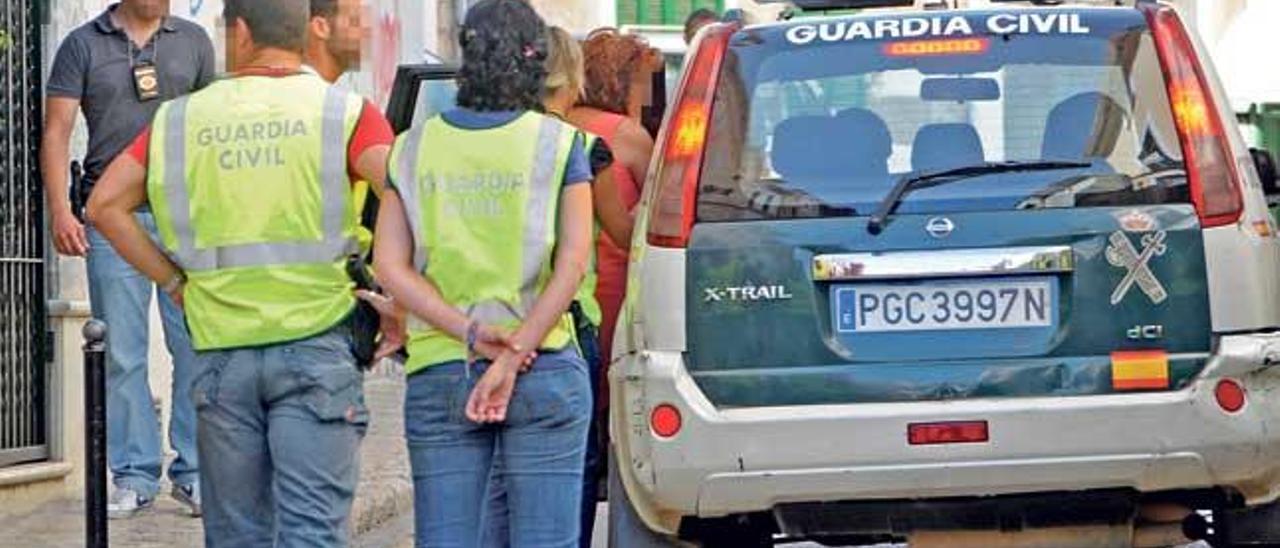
[1133,522,1196,548]
[1134,503,1208,547]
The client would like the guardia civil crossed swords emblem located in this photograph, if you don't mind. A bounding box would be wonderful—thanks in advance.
[1105,210,1169,305]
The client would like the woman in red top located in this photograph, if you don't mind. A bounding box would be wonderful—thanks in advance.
[566,29,656,369]
[542,32,655,545]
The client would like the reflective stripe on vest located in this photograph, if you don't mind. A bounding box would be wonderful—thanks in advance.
[396,112,578,371]
[574,131,603,327]
[396,117,564,326]
[162,85,356,272]
[147,75,363,351]
[394,119,430,273]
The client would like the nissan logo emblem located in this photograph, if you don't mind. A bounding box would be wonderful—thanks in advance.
[926,217,955,238]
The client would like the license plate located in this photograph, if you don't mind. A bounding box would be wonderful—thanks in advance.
[835,279,1053,333]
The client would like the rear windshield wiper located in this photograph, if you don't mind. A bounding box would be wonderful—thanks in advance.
[866,161,1093,235]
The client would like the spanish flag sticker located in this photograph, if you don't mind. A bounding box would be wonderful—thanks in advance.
[1111,350,1170,391]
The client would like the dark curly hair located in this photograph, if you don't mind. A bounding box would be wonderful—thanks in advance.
[455,0,548,112]
[579,30,652,116]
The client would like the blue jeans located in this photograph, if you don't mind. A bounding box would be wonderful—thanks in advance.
[87,211,199,497]
[482,327,605,548]
[405,351,591,548]
[191,323,368,548]
[577,324,605,548]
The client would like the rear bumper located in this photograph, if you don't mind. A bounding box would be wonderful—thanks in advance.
[609,333,1280,535]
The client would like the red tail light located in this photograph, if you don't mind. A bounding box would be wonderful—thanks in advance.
[1215,378,1246,413]
[908,421,989,445]
[646,23,736,248]
[650,404,683,438]
[1142,5,1243,228]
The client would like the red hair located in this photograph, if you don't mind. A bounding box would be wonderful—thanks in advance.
[579,30,654,115]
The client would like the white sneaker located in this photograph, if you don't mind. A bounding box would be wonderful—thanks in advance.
[107,487,154,519]
[171,482,202,517]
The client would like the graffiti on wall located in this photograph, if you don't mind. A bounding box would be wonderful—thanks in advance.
[52,0,423,108]
[179,0,417,106]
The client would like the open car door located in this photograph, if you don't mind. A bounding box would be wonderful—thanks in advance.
[385,64,460,134]
[386,60,667,136]
[364,64,459,238]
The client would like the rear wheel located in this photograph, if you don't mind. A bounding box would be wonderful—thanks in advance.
[607,453,682,547]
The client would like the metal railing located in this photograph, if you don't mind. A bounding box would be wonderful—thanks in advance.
[0,0,48,468]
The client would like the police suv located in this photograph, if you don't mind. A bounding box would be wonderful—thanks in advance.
[608,0,1280,546]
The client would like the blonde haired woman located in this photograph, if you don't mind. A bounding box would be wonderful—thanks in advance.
[541,26,633,548]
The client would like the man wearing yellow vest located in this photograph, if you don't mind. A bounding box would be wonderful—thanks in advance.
[305,0,376,257]
[86,0,399,545]
[304,0,401,365]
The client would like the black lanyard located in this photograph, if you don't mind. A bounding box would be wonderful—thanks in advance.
[125,30,162,101]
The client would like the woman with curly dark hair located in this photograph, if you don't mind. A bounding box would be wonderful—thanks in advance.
[566,29,656,380]
[375,1,594,546]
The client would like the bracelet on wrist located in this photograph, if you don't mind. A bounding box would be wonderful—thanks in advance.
[160,272,185,295]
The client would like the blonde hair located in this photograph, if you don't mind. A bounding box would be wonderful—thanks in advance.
[544,26,584,101]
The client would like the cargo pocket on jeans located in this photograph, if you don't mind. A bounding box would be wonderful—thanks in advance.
[286,334,370,428]
[300,365,369,428]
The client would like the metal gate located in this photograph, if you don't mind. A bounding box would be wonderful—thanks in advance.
[0,0,47,468]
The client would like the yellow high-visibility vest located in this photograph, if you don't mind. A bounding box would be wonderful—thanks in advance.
[390,111,579,373]
[147,73,363,350]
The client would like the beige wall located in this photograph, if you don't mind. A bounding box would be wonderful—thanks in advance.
[435,0,618,61]
[168,0,437,105]
[526,0,616,33]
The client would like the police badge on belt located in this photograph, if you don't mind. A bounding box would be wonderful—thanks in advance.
[133,63,161,101]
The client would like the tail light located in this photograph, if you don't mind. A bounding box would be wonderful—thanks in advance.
[650,404,683,438]
[1142,4,1243,228]
[1215,378,1246,413]
[646,23,736,248]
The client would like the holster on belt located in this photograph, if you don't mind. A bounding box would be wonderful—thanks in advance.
[70,161,88,223]
[568,301,601,369]
[346,256,379,370]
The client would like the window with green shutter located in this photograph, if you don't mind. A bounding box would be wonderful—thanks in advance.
[617,0,726,26]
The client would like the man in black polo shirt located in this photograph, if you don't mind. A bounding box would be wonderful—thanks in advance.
[41,0,215,519]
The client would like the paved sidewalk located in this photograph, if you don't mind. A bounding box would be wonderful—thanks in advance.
[0,364,411,547]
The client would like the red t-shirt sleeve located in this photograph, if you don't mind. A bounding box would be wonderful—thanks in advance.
[347,100,394,180]
[126,126,151,167]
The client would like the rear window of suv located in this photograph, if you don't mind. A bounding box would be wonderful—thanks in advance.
[697,9,1188,222]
